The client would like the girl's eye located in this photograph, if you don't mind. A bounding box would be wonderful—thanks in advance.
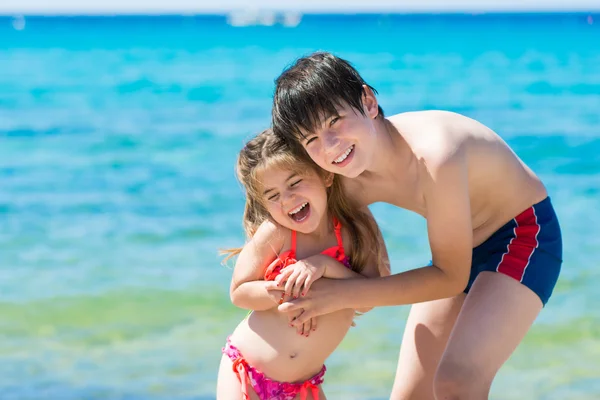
[306,137,317,145]
[290,180,302,187]
[268,194,279,201]
[329,116,340,127]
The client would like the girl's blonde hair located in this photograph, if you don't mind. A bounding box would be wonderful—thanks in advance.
[222,128,381,273]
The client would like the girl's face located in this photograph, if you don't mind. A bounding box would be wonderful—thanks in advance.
[257,164,332,234]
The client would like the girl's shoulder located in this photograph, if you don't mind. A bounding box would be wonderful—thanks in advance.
[252,219,293,255]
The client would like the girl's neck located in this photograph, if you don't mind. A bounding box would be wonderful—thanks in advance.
[306,210,334,243]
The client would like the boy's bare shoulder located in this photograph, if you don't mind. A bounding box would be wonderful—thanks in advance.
[389,109,470,122]
[389,110,471,165]
[389,110,480,136]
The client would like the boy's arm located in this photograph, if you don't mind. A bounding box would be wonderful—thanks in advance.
[229,220,287,311]
[299,206,391,280]
[294,207,392,312]
[276,148,472,322]
[344,149,472,307]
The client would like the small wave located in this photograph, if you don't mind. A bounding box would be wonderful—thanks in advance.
[11,15,26,31]
[129,227,213,244]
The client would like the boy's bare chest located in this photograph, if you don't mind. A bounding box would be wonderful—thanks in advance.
[345,175,426,216]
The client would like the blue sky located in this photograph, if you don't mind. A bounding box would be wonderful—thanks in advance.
[1,0,599,14]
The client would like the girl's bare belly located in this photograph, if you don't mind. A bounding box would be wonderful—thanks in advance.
[229,307,355,383]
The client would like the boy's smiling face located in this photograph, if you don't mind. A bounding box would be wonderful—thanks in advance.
[300,89,380,178]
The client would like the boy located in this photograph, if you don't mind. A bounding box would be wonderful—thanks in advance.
[268,52,562,399]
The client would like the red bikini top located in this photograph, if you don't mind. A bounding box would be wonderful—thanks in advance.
[264,217,350,281]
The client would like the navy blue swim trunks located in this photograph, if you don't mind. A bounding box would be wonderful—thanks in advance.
[430,197,562,305]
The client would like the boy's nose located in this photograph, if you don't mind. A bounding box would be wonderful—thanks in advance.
[324,132,341,155]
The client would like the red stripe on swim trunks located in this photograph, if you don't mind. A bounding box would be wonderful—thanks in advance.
[496,206,540,282]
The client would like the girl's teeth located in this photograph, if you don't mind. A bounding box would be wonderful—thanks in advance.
[289,202,308,215]
[334,146,353,163]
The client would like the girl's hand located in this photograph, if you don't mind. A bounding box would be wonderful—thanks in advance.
[274,259,326,298]
[297,315,317,337]
[286,306,317,336]
[271,279,347,327]
[264,281,286,305]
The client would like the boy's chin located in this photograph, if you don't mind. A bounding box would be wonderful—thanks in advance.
[336,165,365,178]
[343,168,364,178]
[330,155,366,178]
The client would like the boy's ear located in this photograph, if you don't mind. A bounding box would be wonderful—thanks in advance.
[362,85,379,119]
[324,172,334,187]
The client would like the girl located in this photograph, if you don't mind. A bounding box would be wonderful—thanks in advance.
[217,129,390,400]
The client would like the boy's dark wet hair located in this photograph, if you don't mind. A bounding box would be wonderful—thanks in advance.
[272,51,384,143]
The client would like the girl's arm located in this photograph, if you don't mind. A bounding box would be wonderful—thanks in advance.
[229,220,288,311]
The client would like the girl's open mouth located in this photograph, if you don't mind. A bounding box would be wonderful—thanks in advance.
[289,202,310,222]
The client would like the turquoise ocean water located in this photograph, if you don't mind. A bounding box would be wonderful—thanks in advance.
[1,13,599,399]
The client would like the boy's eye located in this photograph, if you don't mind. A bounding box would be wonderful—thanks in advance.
[290,179,302,187]
[329,116,340,127]
[306,137,317,145]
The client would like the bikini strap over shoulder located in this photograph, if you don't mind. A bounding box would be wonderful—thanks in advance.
[290,229,297,257]
[332,216,346,258]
